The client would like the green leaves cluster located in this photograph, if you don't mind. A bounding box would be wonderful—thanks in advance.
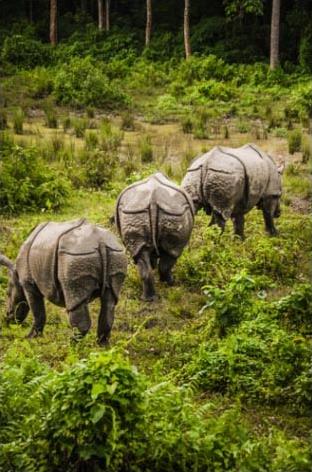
[54,57,130,109]
[0,135,70,214]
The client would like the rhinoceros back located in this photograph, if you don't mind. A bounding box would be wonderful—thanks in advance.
[116,172,194,259]
[17,219,86,305]
[58,224,127,310]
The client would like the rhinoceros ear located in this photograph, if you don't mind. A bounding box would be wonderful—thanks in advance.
[277,163,285,174]
[0,254,14,272]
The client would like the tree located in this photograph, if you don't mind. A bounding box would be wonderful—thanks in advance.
[270,0,281,70]
[98,0,104,30]
[145,0,152,47]
[50,0,57,46]
[184,0,191,58]
[105,0,110,32]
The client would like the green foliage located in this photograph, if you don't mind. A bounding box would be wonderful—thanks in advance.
[0,137,70,213]
[299,33,312,72]
[201,271,257,335]
[1,35,51,69]
[0,109,8,129]
[288,129,302,154]
[72,117,88,138]
[138,135,153,163]
[54,57,130,109]
[13,107,24,134]
[120,111,135,131]
[44,107,58,129]
[301,135,312,163]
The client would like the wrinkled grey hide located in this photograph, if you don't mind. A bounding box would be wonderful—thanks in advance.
[116,172,194,301]
[181,144,283,238]
[0,219,127,344]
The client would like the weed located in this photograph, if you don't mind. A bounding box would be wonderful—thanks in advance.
[13,108,24,134]
[120,111,135,131]
[288,129,302,154]
[138,135,153,163]
[72,117,88,138]
[44,107,58,128]
[0,110,8,130]
[85,130,99,150]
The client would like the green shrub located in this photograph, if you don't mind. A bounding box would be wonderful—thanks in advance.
[138,134,153,163]
[288,129,302,154]
[201,271,257,335]
[25,67,54,98]
[120,111,135,131]
[299,33,312,72]
[44,107,58,128]
[301,134,312,163]
[0,109,8,130]
[85,130,99,150]
[72,117,88,138]
[0,139,70,213]
[62,115,71,132]
[181,115,193,134]
[1,35,51,69]
[54,57,130,109]
[13,108,24,134]
[187,314,311,407]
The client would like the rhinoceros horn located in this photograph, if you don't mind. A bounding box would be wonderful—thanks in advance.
[0,254,14,272]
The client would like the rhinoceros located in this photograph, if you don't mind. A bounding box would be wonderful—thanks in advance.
[0,219,127,344]
[115,172,194,301]
[181,144,283,238]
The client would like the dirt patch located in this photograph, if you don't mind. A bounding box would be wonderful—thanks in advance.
[289,196,311,214]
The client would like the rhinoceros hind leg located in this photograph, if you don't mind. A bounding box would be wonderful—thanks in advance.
[232,213,245,240]
[97,288,116,346]
[210,210,226,233]
[23,286,46,338]
[69,303,91,342]
[159,253,176,286]
[263,210,278,236]
[137,250,156,301]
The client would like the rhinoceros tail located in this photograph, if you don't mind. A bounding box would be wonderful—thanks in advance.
[149,201,159,257]
[98,242,108,299]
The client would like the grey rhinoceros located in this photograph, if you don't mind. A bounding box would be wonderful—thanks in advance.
[115,172,194,301]
[0,219,127,344]
[181,144,283,238]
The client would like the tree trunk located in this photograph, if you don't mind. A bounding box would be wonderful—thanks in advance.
[50,0,57,46]
[145,0,152,47]
[270,0,281,70]
[184,0,191,59]
[98,0,104,30]
[105,0,110,32]
[29,0,33,23]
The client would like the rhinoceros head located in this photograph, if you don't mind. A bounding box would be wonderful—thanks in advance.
[0,255,29,323]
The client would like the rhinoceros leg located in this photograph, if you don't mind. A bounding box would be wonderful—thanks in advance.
[69,303,91,341]
[136,250,156,301]
[232,213,245,239]
[159,253,176,286]
[262,198,279,236]
[209,210,226,233]
[23,285,46,338]
[97,287,116,346]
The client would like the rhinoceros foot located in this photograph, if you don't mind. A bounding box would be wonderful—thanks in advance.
[26,327,43,339]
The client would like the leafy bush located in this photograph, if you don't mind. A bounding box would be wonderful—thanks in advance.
[138,135,153,163]
[1,35,51,69]
[201,271,257,335]
[54,57,130,108]
[0,109,7,129]
[0,137,70,213]
[12,107,24,134]
[288,129,302,154]
[72,117,88,137]
[44,107,58,128]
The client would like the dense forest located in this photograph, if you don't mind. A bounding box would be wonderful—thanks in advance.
[0,1,311,471]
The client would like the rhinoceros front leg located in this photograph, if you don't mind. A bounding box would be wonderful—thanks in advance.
[232,213,245,239]
[159,253,176,286]
[23,284,46,338]
[97,287,116,346]
[136,250,156,302]
[68,303,91,342]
